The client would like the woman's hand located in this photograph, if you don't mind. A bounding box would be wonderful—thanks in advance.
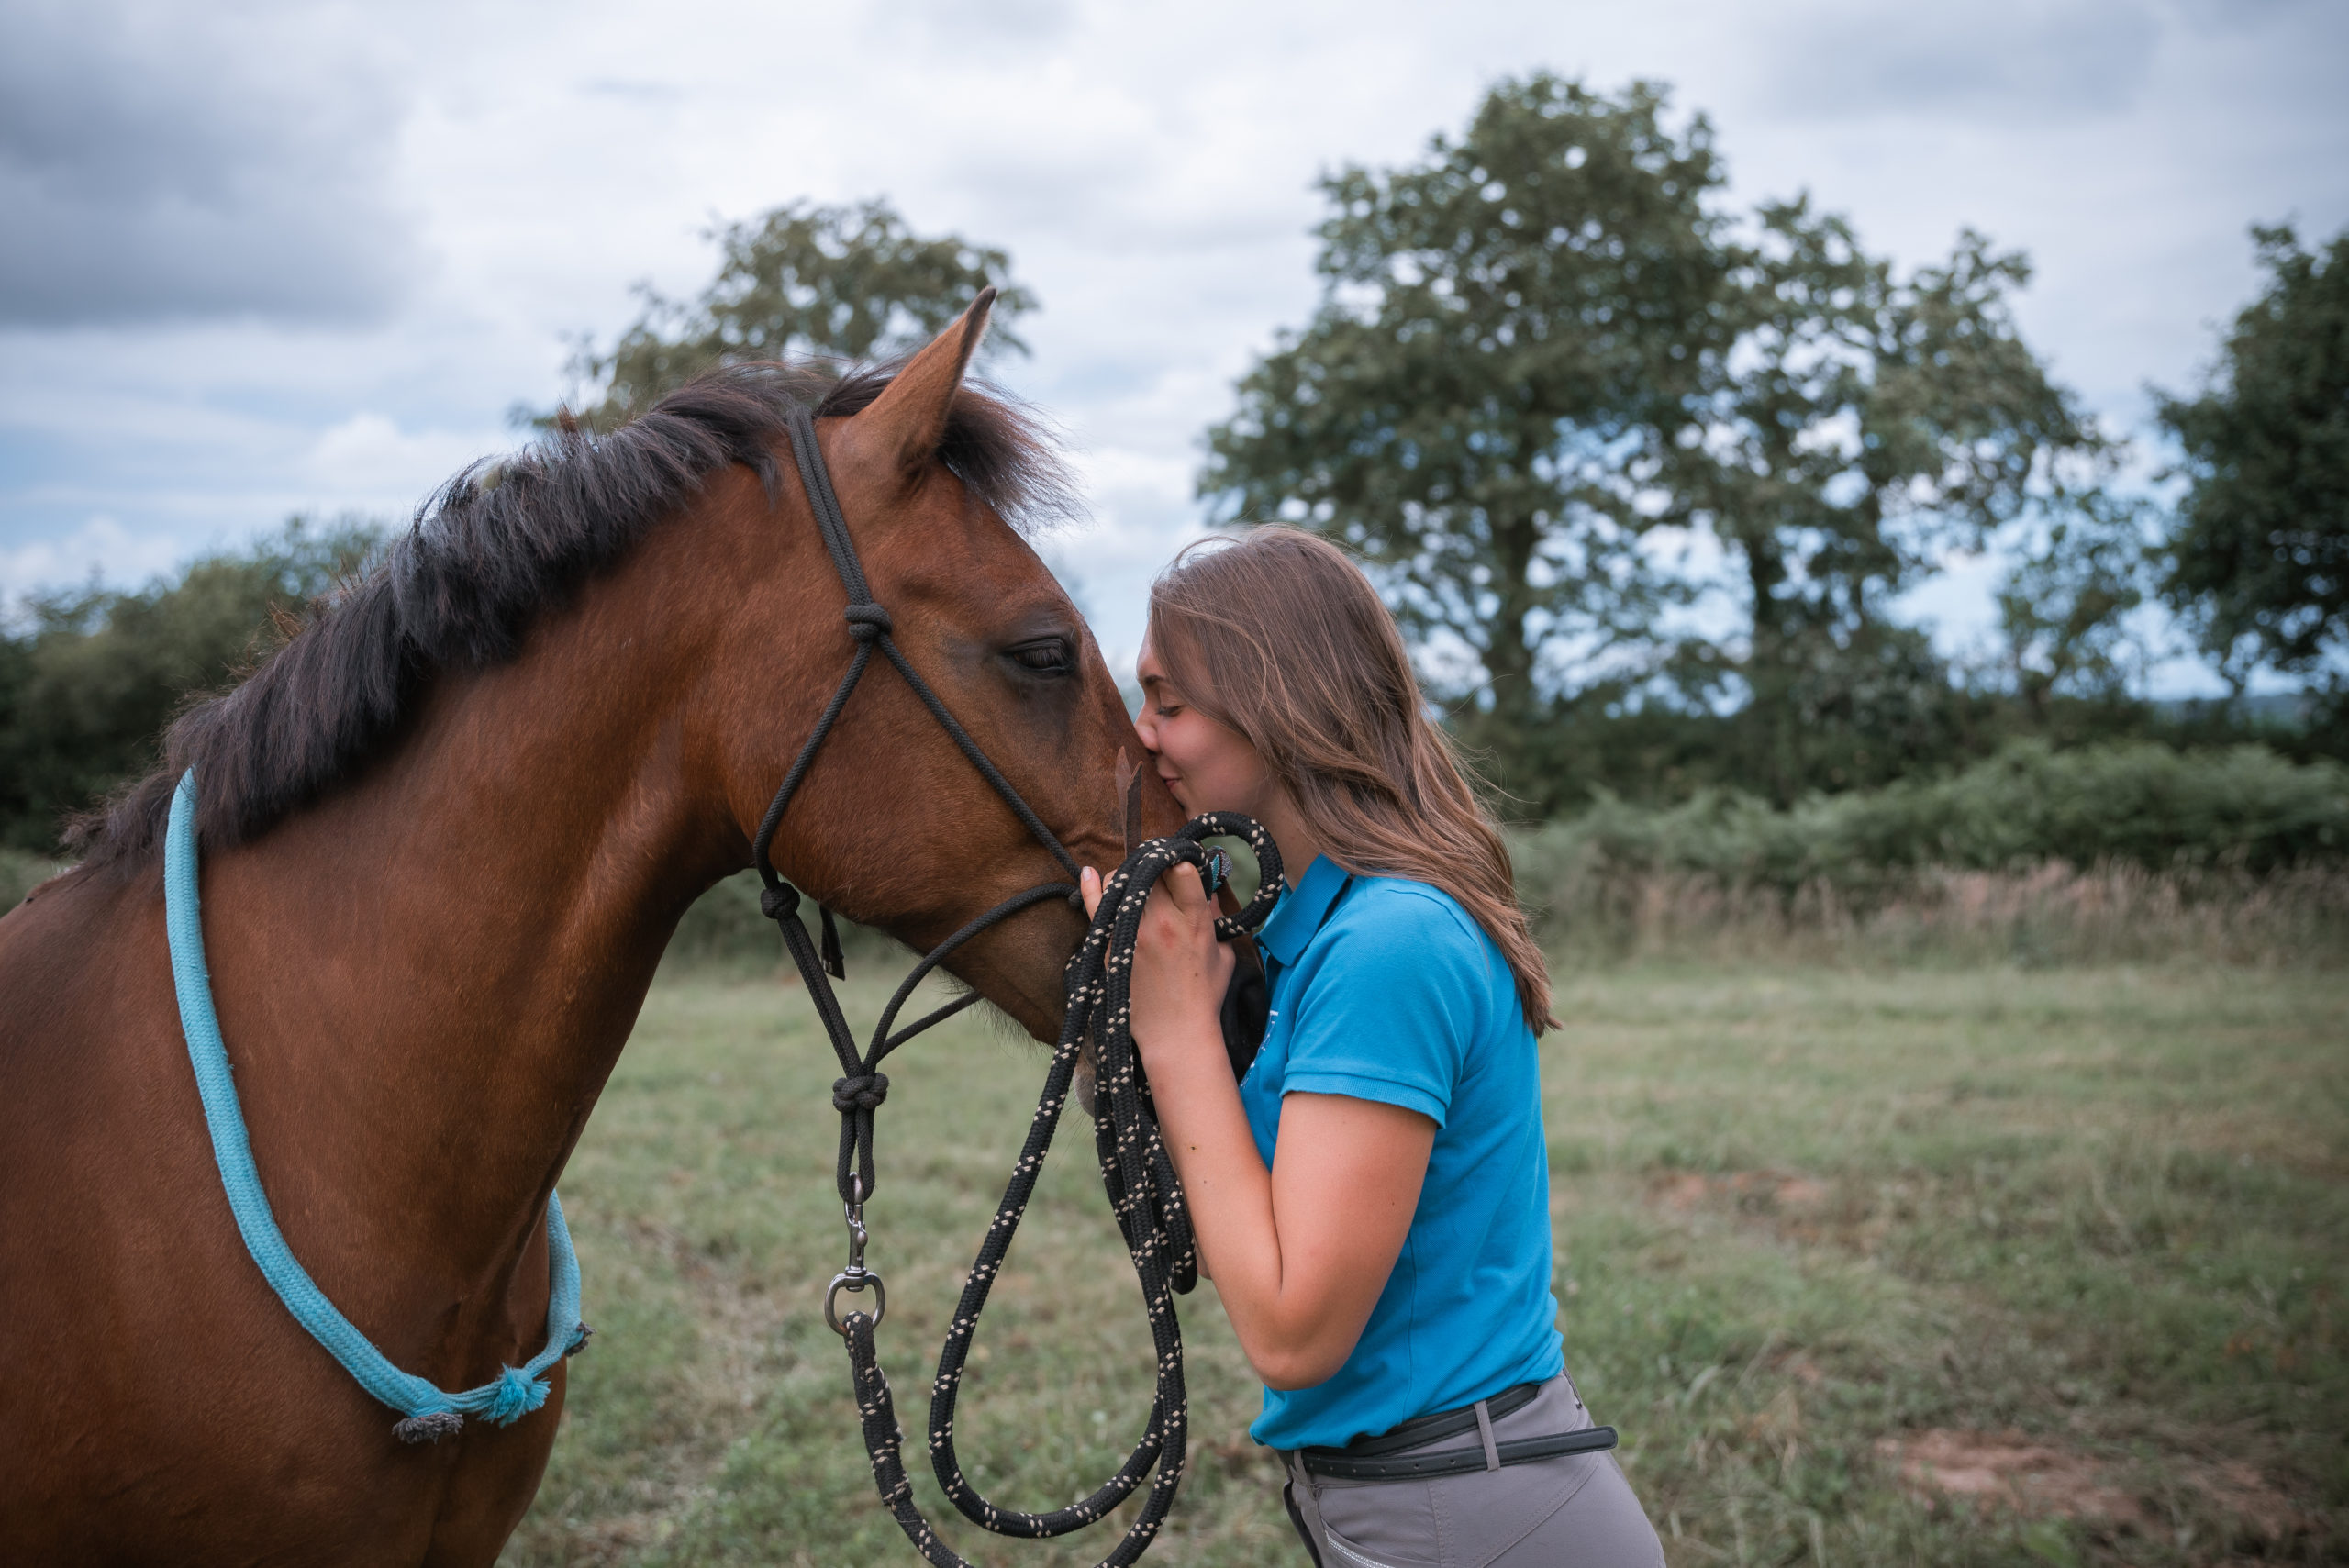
[1079,862,1234,1079]
[1080,873,1427,1388]
[1080,862,1431,1392]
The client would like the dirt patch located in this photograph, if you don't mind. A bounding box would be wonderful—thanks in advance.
[1656,1173,1710,1210]
[1645,1168,1895,1255]
[2196,1458,2307,1542]
[1653,1170,1830,1214]
[1879,1429,2307,1540]
[1880,1429,2144,1525]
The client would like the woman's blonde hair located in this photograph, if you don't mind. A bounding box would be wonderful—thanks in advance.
[1148,527,1555,1033]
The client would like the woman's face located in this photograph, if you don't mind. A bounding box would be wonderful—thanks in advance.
[1134,636,1275,818]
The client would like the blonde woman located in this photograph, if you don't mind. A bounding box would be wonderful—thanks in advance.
[1079,528,1661,1566]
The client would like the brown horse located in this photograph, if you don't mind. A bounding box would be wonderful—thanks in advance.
[0,296,1179,1564]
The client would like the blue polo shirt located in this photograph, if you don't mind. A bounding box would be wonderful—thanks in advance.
[1240,854,1564,1451]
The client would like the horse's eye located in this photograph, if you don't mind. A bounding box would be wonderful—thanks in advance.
[1008,638,1072,675]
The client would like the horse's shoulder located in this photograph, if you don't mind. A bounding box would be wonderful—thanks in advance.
[0,861,161,1060]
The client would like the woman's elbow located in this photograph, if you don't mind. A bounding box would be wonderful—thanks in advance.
[1248,1339,1353,1392]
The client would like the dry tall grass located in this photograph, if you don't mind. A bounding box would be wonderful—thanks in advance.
[1520,857,2349,968]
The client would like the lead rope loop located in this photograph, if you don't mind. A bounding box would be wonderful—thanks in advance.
[832,818,1282,1567]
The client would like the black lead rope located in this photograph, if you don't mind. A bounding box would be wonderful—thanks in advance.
[852,822,1280,1567]
[755,405,1286,1566]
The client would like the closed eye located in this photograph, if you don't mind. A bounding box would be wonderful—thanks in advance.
[1007,637,1074,676]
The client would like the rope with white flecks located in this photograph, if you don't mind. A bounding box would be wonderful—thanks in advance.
[825,814,1280,1567]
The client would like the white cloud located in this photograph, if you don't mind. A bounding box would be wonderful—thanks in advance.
[306,414,503,506]
[0,515,185,610]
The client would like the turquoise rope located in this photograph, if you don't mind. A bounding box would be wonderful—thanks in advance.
[165,770,585,1433]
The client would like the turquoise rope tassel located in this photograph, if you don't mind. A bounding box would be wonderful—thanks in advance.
[165,771,586,1440]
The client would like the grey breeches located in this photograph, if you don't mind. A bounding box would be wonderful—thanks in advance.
[1279,1373,1664,1568]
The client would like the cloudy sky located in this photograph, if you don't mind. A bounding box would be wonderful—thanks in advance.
[3,0,2343,690]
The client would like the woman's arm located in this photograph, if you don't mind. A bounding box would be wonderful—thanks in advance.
[1084,863,1435,1390]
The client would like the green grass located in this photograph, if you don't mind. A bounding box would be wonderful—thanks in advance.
[500,963,2346,1567]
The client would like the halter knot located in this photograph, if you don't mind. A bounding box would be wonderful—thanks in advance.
[833,1072,891,1113]
[843,603,894,642]
[760,884,801,920]
[482,1364,551,1427]
[393,1409,463,1445]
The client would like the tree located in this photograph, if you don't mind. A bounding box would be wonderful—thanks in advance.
[1199,75,2124,811]
[1197,75,1736,786]
[550,197,1039,431]
[2155,224,2349,695]
[1671,206,2110,799]
[1995,491,2153,717]
[0,517,380,850]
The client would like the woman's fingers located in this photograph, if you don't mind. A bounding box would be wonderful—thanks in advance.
[1163,862,1208,915]
[1140,866,1215,949]
[1085,862,1207,924]
[1118,856,1238,1068]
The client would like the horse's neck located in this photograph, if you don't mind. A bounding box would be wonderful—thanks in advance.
[191,550,769,1305]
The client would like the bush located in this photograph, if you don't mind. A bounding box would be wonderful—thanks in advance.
[1516,857,2349,968]
[1508,741,2349,965]
[661,871,909,975]
[0,848,62,913]
[1832,740,2348,874]
[1517,740,2348,892]
[0,517,381,851]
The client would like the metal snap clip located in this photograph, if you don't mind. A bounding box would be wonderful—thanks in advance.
[826,1178,886,1334]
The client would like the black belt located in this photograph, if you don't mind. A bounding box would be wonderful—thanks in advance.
[1296,1383,1620,1482]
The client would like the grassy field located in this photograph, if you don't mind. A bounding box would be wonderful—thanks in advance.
[499,960,2345,1568]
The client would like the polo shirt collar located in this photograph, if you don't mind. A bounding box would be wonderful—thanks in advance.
[1256,853,1347,969]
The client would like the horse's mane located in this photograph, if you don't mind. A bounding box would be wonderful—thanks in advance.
[69,361,1073,872]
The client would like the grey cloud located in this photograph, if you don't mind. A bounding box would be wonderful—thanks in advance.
[2165,0,2336,37]
[866,0,1076,61]
[578,79,685,104]
[1748,0,2164,122]
[0,0,418,326]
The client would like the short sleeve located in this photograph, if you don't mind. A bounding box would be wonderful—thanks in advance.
[1276,887,1496,1129]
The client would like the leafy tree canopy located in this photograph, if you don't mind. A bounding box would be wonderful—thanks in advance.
[1994,491,2154,716]
[550,197,1039,432]
[1204,73,2119,807]
[1200,76,1735,747]
[2156,223,2349,685]
[0,516,380,851]
[1675,206,2111,798]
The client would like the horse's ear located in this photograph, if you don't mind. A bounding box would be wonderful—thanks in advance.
[837,289,995,482]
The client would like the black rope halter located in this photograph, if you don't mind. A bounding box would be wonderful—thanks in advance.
[754,405,1284,1567]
